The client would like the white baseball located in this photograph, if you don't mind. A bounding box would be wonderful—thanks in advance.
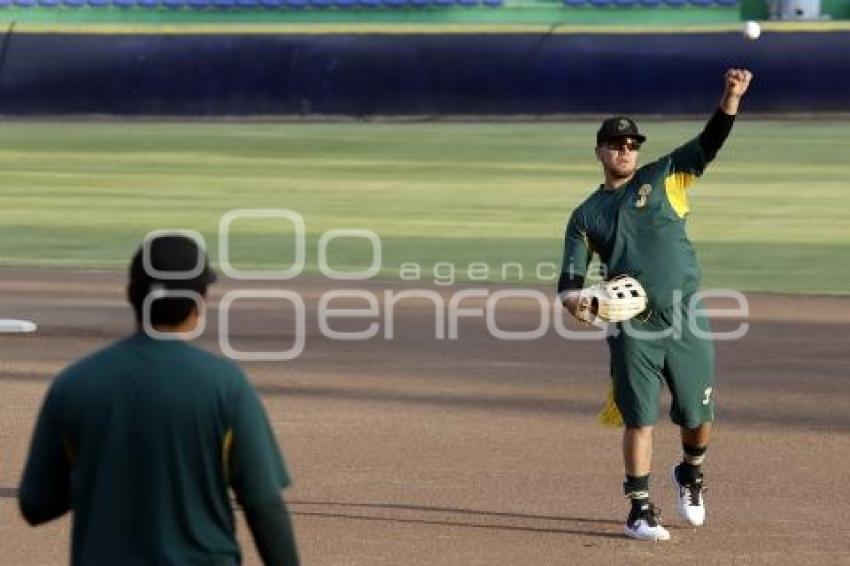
[743,21,761,41]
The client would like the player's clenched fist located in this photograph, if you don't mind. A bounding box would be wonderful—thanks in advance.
[719,68,753,115]
[725,68,753,99]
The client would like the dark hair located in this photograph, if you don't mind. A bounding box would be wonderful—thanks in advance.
[127,234,216,327]
[128,285,203,327]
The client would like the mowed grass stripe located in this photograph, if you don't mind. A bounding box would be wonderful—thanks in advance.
[0,121,847,294]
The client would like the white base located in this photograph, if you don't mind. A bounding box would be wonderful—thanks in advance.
[0,319,38,334]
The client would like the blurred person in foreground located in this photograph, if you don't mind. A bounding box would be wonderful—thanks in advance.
[19,233,299,565]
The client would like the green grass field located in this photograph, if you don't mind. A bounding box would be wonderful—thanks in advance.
[0,120,847,294]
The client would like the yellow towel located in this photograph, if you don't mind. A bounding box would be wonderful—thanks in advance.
[596,381,624,428]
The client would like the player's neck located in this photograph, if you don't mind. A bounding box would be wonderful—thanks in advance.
[148,312,201,337]
[602,172,634,191]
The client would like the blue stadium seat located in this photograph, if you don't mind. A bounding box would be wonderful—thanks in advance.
[162,0,186,8]
[281,0,304,7]
[662,0,687,5]
[87,0,111,6]
[261,0,283,7]
[564,0,586,6]
[384,0,407,6]
[61,0,87,6]
[188,0,210,7]
[136,0,158,7]
[357,0,380,6]
[38,0,61,6]
[433,0,454,6]
[308,0,333,6]
[615,0,637,6]
[409,0,430,5]
[459,0,478,6]
[482,0,502,5]
[112,0,135,6]
[688,0,712,5]
[715,0,737,5]
[638,0,661,5]
[0,0,10,7]
[235,0,257,6]
[12,0,36,6]
[335,0,357,7]
[588,0,612,6]
[213,0,235,5]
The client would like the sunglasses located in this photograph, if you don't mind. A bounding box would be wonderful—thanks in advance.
[604,139,642,152]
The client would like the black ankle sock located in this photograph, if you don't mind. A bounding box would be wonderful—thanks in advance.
[677,461,702,485]
[679,444,707,484]
[624,474,650,501]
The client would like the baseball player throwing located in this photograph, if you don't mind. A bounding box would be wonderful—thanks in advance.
[558,69,753,541]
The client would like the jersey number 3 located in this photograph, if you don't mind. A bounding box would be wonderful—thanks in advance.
[635,184,652,209]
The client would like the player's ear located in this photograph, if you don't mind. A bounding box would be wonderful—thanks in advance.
[182,302,202,330]
[594,145,604,162]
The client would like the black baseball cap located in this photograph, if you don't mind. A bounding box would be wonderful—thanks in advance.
[129,233,216,294]
[596,116,647,146]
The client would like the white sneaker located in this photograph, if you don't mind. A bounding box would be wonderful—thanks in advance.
[624,502,671,541]
[671,465,706,526]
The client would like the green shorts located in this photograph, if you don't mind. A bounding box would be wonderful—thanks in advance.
[607,296,715,429]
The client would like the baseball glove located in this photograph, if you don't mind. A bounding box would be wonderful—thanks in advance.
[575,275,648,324]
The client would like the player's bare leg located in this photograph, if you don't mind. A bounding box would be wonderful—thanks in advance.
[624,426,653,476]
[682,422,711,447]
[672,423,712,526]
[622,426,669,541]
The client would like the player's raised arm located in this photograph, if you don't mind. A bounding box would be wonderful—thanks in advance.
[693,68,754,164]
[659,68,754,214]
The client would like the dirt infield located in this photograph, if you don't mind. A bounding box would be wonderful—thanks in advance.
[1,269,848,565]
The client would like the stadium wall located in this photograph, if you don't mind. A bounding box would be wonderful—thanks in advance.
[0,27,848,115]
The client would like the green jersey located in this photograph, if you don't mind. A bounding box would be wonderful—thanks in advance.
[19,333,290,565]
[561,137,711,309]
